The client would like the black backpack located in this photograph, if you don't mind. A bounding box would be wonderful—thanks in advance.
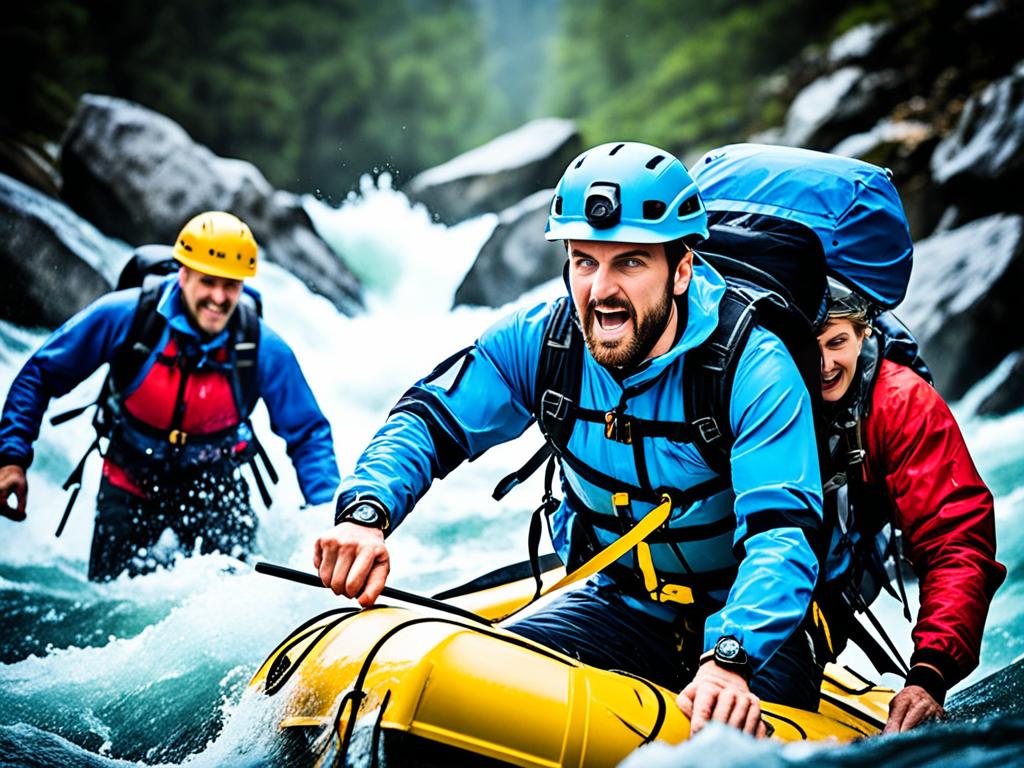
[50,245,277,536]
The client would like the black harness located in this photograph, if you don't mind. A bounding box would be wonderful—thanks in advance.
[494,254,827,601]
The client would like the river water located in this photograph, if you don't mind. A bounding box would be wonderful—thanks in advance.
[1,177,1022,766]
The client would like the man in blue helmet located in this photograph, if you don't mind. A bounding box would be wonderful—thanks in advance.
[313,142,823,736]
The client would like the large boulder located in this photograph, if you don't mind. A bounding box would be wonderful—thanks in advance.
[0,172,128,328]
[930,61,1024,218]
[778,66,907,151]
[976,352,1024,416]
[454,189,564,308]
[59,94,362,315]
[898,213,1024,401]
[405,118,581,225]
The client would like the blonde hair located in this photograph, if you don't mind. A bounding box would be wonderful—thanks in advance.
[825,306,872,337]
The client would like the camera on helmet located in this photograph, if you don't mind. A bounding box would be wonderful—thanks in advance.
[584,182,622,229]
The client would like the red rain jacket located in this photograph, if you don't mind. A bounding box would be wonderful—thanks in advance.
[862,359,1006,686]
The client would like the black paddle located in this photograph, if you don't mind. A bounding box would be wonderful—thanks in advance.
[253,561,492,625]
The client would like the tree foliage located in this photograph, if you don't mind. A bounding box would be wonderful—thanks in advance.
[3,0,502,195]
[543,0,857,159]
[5,0,994,197]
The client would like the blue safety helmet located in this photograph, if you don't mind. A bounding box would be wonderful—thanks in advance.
[545,142,709,245]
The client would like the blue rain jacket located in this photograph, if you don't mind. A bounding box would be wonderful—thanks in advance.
[0,277,340,505]
[338,261,822,672]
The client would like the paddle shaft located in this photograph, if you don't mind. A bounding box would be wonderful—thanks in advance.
[254,561,492,625]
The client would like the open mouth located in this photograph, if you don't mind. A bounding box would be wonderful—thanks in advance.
[595,308,630,332]
[200,303,228,318]
[821,370,842,390]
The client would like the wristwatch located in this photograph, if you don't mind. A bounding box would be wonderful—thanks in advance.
[700,635,752,680]
[337,500,390,532]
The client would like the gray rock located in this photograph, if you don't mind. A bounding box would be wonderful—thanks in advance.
[780,67,906,150]
[931,61,1024,187]
[0,172,129,328]
[827,21,894,66]
[898,213,1024,400]
[454,189,565,308]
[406,118,581,225]
[60,94,363,315]
[976,350,1024,416]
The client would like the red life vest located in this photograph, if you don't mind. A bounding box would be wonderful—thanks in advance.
[105,336,242,495]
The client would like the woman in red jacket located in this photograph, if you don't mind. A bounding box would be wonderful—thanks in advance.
[817,282,1006,733]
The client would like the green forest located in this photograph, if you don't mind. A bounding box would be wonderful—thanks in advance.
[0,0,968,198]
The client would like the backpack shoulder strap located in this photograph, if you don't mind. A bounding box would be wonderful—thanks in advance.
[492,298,582,502]
[109,275,170,392]
[230,293,262,417]
[683,284,757,477]
[534,296,584,452]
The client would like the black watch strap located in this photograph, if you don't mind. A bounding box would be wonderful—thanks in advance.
[337,499,391,531]
[700,635,753,680]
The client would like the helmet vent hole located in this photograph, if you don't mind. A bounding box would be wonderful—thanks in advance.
[574,155,587,169]
[553,196,563,215]
[609,143,625,156]
[678,195,700,217]
[645,155,666,170]
[642,200,667,219]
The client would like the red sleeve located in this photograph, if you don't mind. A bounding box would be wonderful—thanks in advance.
[862,360,1006,685]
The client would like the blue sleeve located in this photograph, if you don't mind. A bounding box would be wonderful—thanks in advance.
[256,323,341,505]
[336,303,548,528]
[702,327,823,671]
[0,291,138,468]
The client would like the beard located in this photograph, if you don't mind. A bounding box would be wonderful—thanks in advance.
[582,289,675,369]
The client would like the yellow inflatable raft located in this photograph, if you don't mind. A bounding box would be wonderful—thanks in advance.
[249,586,894,767]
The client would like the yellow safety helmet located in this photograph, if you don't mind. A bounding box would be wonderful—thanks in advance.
[172,211,258,280]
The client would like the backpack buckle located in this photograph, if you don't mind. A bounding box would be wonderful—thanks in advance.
[541,390,572,421]
[693,417,721,444]
[604,411,633,444]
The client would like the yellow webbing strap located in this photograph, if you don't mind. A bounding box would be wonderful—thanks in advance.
[538,493,674,597]
[812,600,834,656]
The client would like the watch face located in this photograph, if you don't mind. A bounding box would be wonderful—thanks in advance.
[717,637,741,660]
[352,505,380,525]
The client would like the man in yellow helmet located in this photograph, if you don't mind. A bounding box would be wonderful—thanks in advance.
[0,212,340,580]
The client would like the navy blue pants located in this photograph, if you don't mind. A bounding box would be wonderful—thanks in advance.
[89,470,254,581]
[505,582,822,710]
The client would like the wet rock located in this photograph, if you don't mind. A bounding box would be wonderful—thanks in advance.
[0,172,128,328]
[976,351,1024,416]
[406,118,581,225]
[59,94,363,315]
[898,213,1024,400]
[827,21,894,67]
[454,189,565,308]
[0,139,60,199]
[930,61,1024,210]
[779,67,906,150]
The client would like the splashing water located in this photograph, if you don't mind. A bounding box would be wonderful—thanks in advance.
[1,175,1022,767]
